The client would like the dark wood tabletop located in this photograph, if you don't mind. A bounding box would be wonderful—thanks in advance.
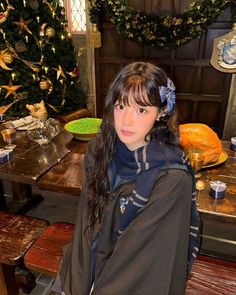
[197,141,236,218]
[37,141,87,196]
[196,141,236,261]
[0,125,75,207]
[0,128,73,185]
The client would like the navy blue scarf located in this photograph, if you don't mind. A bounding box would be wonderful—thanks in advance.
[112,138,200,274]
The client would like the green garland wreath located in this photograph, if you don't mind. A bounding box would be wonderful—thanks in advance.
[89,0,235,48]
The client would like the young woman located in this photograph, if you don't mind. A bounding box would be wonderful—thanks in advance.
[52,62,199,295]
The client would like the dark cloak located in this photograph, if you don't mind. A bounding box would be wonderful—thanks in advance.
[58,144,192,295]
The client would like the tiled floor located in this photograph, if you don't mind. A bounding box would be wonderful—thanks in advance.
[4,181,79,295]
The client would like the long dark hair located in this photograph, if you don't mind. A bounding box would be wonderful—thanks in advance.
[86,62,179,235]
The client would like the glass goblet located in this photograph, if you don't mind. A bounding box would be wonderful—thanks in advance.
[1,128,16,149]
[188,152,204,178]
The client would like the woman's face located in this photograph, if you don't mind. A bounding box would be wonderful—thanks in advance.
[114,96,158,150]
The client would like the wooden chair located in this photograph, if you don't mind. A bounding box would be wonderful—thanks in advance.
[0,211,48,295]
[24,222,74,277]
[55,108,91,124]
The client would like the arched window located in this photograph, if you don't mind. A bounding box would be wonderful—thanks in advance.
[60,0,86,34]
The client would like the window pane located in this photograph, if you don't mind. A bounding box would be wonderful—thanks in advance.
[60,0,86,33]
[71,0,86,32]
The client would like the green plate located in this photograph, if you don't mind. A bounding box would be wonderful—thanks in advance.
[64,118,102,141]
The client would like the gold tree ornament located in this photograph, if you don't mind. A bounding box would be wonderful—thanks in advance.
[39,79,50,90]
[39,78,53,93]
[2,51,14,64]
[67,67,79,78]
[13,17,33,34]
[2,80,22,99]
[0,102,15,114]
[29,0,39,10]
[0,91,28,113]
[0,49,13,70]
[15,41,27,52]
[53,65,66,79]
[0,4,14,24]
[45,27,56,38]
[40,23,47,36]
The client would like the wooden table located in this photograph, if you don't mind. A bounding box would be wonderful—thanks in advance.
[197,141,236,261]
[37,140,87,196]
[0,126,75,212]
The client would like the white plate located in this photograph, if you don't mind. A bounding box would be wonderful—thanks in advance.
[16,121,41,131]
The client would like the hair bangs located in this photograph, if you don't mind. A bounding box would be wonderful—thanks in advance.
[115,79,156,107]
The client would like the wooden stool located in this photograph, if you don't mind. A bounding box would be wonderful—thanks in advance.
[186,255,236,294]
[0,211,48,295]
[24,222,74,277]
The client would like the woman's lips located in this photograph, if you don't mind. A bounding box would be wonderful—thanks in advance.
[120,129,134,136]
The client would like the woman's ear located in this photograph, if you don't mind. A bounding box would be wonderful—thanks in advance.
[156,109,165,121]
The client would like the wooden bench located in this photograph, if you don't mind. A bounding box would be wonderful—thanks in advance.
[24,222,74,277]
[0,211,48,295]
[186,255,236,294]
[55,108,91,124]
[24,222,236,294]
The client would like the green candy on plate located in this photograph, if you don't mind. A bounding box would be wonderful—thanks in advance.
[64,118,102,141]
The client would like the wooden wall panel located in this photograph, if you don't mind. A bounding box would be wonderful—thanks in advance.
[95,1,233,137]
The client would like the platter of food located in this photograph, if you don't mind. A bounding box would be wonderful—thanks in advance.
[64,118,102,141]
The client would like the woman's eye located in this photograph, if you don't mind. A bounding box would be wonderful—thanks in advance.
[137,108,147,114]
[115,104,124,110]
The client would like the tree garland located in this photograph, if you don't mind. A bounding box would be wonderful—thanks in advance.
[89,0,234,48]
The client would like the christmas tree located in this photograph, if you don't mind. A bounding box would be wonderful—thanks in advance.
[0,0,85,117]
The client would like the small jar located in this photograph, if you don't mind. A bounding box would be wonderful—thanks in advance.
[230,137,236,151]
[209,180,226,199]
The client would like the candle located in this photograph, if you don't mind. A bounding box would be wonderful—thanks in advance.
[32,74,36,81]
[44,66,48,73]
[36,16,40,23]
[25,35,29,43]
[3,32,6,39]
[23,0,26,7]
[61,35,65,40]
[51,46,56,53]
[11,73,16,80]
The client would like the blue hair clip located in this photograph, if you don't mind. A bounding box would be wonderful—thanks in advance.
[158,78,176,115]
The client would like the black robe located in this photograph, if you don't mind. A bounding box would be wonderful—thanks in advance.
[58,147,192,295]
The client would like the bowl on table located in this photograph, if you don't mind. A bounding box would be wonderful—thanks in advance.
[64,118,102,141]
